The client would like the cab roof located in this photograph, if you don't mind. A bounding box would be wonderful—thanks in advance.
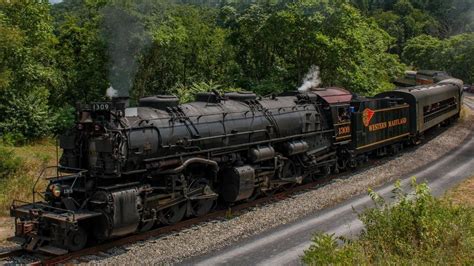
[310,87,353,104]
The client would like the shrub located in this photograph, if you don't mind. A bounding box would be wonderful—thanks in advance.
[50,105,75,135]
[0,132,27,146]
[0,145,23,179]
[302,178,474,265]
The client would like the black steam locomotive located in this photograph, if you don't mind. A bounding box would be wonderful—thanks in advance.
[10,78,463,254]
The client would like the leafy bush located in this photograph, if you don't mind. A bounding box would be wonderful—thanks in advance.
[50,105,75,135]
[0,89,52,143]
[303,178,474,265]
[0,146,22,179]
[0,132,27,146]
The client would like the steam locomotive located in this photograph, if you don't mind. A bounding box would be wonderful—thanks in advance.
[10,78,463,254]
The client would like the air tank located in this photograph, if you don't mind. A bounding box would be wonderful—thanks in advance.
[283,140,309,156]
[249,146,275,162]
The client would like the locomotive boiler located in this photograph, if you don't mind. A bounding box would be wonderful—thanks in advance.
[11,90,340,253]
[10,78,463,254]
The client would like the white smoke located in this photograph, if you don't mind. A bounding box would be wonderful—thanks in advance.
[298,65,321,93]
[106,86,118,99]
[102,5,150,97]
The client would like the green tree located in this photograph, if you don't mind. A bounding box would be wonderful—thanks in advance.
[132,4,238,99]
[0,0,59,141]
[52,0,109,106]
[223,1,405,95]
[441,34,474,84]
[401,34,442,69]
[371,0,440,55]
[403,33,474,83]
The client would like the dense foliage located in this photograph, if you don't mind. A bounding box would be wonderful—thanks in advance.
[0,0,472,143]
[302,179,474,264]
[0,1,57,142]
[403,33,474,83]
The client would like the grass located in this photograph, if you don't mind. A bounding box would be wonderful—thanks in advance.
[0,139,58,216]
[445,175,474,207]
[302,178,474,265]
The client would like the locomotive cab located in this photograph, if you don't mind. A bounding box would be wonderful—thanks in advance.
[306,87,353,144]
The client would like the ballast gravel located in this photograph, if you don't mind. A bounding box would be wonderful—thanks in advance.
[4,109,473,265]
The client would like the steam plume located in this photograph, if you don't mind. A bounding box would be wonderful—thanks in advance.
[106,86,118,99]
[298,65,321,93]
[102,5,150,97]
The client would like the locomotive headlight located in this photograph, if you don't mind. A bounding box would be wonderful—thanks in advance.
[50,184,61,198]
[77,124,84,130]
[94,124,101,131]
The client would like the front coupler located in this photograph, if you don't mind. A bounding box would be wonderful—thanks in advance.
[10,200,100,255]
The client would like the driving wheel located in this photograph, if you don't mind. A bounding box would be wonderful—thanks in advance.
[158,203,186,225]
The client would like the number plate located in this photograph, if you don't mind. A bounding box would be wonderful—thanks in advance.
[91,102,111,111]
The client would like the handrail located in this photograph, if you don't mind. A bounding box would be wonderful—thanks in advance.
[32,165,87,206]
[32,166,58,205]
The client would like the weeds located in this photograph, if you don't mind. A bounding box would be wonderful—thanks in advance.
[0,142,56,216]
[302,178,474,265]
[0,146,22,179]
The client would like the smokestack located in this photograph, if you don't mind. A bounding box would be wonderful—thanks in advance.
[107,86,129,108]
[112,96,130,108]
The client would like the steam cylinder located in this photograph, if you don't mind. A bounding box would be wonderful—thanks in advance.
[221,166,255,202]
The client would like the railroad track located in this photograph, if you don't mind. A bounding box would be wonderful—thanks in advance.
[0,249,24,259]
[0,174,338,265]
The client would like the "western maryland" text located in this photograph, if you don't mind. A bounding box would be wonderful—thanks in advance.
[368,117,407,132]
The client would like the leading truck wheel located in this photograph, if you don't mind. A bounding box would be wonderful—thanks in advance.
[66,227,88,251]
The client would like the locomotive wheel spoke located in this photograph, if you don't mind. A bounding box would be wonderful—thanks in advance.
[158,203,186,225]
[189,178,216,217]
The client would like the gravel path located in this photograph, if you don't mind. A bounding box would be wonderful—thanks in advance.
[80,109,472,265]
